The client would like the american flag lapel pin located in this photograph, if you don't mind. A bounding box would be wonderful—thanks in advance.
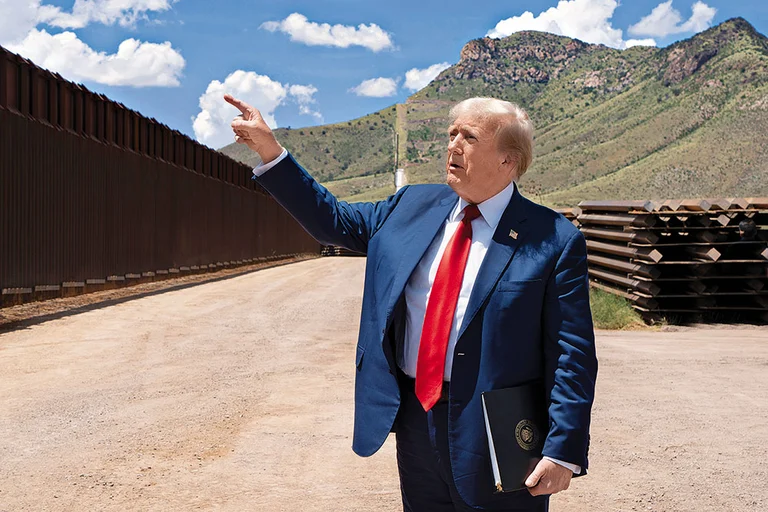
[509,229,518,240]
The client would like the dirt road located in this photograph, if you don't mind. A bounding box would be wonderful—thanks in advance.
[1,258,766,511]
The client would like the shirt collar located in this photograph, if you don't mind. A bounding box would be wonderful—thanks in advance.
[450,180,517,231]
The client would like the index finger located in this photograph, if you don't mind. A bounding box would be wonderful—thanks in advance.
[224,94,252,115]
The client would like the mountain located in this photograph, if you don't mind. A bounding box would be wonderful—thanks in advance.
[220,18,768,206]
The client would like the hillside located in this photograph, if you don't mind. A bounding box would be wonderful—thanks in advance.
[220,18,768,206]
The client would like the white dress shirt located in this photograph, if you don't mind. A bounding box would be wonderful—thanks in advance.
[400,180,516,381]
[253,151,581,474]
[252,148,289,176]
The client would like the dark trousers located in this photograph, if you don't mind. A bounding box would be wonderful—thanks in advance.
[395,376,549,512]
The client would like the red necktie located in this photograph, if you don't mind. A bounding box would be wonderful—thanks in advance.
[415,204,481,411]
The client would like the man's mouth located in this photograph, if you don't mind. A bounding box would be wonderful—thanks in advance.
[448,162,464,171]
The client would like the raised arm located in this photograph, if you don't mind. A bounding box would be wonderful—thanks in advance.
[225,95,405,253]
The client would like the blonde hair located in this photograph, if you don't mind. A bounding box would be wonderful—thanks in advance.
[448,97,534,177]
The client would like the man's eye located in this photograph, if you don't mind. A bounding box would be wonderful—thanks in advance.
[466,135,476,140]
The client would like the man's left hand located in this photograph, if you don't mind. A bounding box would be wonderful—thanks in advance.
[525,458,573,496]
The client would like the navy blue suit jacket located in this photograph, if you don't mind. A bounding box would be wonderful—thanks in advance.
[257,154,597,509]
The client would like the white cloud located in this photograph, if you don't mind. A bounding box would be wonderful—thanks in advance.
[38,0,175,30]
[0,0,40,44]
[260,13,393,52]
[625,38,658,48]
[0,0,183,88]
[193,71,322,149]
[629,1,716,38]
[680,1,717,32]
[288,84,316,104]
[487,0,624,48]
[289,84,323,122]
[7,29,184,86]
[349,77,398,98]
[629,1,681,37]
[486,0,658,50]
[404,62,451,92]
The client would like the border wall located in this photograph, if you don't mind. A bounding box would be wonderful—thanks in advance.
[0,47,320,306]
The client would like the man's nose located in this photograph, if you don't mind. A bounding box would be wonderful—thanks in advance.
[448,136,463,153]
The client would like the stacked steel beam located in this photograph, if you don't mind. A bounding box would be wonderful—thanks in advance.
[578,199,768,322]
[556,207,581,228]
[321,246,364,257]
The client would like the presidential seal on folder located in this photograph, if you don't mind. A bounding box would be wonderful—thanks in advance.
[481,381,548,492]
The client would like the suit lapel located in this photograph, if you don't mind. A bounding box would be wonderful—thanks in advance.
[384,193,457,322]
[457,188,529,340]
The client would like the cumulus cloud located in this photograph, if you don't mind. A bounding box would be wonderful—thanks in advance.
[487,0,625,48]
[625,38,658,48]
[0,0,40,44]
[260,13,393,52]
[628,1,716,38]
[486,0,659,50]
[681,1,718,32]
[404,62,451,92]
[288,84,323,122]
[0,0,183,88]
[192,71,322,149]
[7,29,184,86]
[38,0,176,30]
[349,77,398,98]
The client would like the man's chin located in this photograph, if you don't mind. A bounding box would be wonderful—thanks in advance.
[446,175,463,194]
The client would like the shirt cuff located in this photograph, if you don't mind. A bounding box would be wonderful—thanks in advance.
[252,148,288,177]
[543,456,582,475]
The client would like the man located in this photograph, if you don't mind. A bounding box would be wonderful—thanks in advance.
[738,219,757,242]
[724,218,764,265]
[226,94,597,512]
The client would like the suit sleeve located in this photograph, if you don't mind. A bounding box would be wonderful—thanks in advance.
[541,229,598,472]
[255,153,407,255]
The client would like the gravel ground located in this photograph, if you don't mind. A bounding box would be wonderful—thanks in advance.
[1,257,766,511]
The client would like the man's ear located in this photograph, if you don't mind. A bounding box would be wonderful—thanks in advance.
[500,153,518,179]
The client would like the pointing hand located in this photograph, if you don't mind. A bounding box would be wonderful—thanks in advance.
[224,94,284,164]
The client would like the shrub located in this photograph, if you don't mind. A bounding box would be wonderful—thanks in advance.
[589,288,646,330]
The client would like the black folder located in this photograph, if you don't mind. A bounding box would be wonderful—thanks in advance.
[481,381,548,492]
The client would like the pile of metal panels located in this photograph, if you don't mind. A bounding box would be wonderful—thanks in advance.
[556,207,581,228]
[321,246,364,257]
[578,199,768,322]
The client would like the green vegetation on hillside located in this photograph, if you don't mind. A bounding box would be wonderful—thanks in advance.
[224,107,398,185]
[221,18,768,205]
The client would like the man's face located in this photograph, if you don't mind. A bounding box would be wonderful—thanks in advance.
[445,114,516,204]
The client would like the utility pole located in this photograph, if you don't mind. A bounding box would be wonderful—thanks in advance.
[394,131,406,191]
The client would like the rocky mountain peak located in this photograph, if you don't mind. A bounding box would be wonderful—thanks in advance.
[661,17,765,85]
[449,31,590,85]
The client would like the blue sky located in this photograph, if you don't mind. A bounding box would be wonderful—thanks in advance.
[1,0,766,149]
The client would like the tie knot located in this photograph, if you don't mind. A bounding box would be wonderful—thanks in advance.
[462,204,481,223]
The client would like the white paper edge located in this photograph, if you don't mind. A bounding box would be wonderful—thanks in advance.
[481,393,502,490]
